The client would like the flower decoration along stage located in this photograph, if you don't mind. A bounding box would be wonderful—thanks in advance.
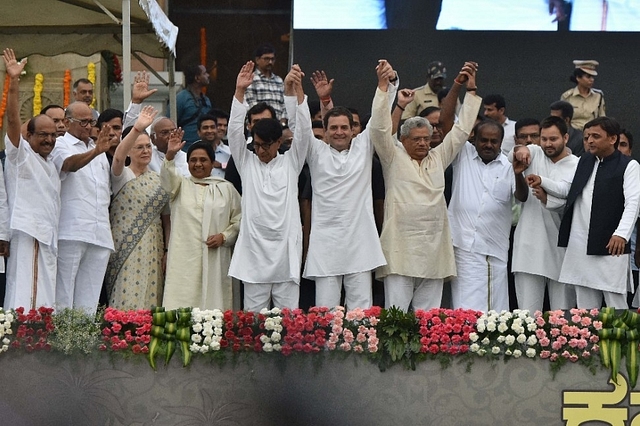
[3,305,640,386]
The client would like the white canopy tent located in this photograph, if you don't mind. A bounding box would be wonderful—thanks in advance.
[0,0,178,114]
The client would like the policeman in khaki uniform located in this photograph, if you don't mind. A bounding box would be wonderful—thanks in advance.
[401,61,447,119]
[561,60,606,131]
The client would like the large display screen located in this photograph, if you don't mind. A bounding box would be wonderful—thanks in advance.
[293,0,640,32]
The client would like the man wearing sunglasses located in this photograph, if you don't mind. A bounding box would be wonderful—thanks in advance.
[51,101,113,315]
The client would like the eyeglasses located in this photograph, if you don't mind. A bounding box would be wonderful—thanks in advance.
[409,136,430,143]
[34,132,57,139]
[254,141,277,151]
[259,56,276,62]
[68,117,97,127]
[132,144,153,151]
[516,133,540,140]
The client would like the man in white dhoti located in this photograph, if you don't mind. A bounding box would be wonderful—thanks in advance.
[448,120,515,312]
[535,117,640,308]
[228,62,311,312]
[370,61,482,312]
[285,60,396,310]
[511,116,579,313]
[2,48,59,310]
[51,102,114,315]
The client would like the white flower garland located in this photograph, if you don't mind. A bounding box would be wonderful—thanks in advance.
[189,308,224,354]
[0,309,15,353]
[260,307,283,352]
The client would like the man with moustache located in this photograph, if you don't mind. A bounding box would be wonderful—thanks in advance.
[41,104,67,137]
[52,99,113,314]
[2,48,59,309]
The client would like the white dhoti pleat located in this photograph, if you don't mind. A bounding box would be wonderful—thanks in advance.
[55,240,111,314]
[451,247,509,312]
[5,230,56,310]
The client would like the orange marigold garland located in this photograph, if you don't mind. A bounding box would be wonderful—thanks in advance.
[63,69,71,107]
[0,74,10,130]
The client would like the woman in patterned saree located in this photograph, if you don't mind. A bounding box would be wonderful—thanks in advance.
[105,106,170,309]
[161,132,241,311]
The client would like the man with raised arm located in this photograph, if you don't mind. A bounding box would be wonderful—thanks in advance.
[51,100,114,315]
[370,61,482,311]
[2,48,58,309]
[228,62,311,312]
[285,60,397,310]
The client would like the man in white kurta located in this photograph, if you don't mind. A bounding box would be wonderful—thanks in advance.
[2,48,59,310]
[51,101,114,315]
[284,62,396,309]
[228,62,311,312]
[539,118,640,308]
[370,62,482,311]
[510,117,579,313]
[448,121,515,312]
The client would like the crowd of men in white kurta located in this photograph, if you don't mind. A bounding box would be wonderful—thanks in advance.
[1,46,639,315]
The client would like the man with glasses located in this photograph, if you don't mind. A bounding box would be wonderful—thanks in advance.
[515,118,541,146]
[1,48,54,309]
[51,101,113,315]
[371,61,481,311]
[244,43,287,122]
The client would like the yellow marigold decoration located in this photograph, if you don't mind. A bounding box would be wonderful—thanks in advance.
[63,69,71,107]
[87,62,96,109]
[0,74,10,130]
[33,73,44,116]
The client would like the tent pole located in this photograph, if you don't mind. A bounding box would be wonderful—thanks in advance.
[122,0,131,109]
[168,53,177,121]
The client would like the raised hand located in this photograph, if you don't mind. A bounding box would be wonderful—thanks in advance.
[397,89,415,108]
[131,70,158,103]
[454,61,479,87]
[2,48,26,79]
[310,70,334,99]
[134,105,158,132]
[376,59,395,90]
[236,61,255,91]
[167,128,185,156]
[95,124,113,154]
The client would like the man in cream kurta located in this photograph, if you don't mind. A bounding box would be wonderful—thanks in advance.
[510,117,579,313]
[370,61,482,311]
[284,61,396,309]
[228,62,311,312]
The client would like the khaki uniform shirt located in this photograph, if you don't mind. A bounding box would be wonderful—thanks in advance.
[561,87,606,130]
[401,83,439,119]
[371,87,482,280]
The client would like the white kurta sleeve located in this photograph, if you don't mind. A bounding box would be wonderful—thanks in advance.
[614,160,640,241]
[0,161,9,241]
[289,95,312,173]
[228,97,251,174]
[370,87,395,168]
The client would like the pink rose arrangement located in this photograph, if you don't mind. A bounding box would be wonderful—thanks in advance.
[99,307,152,354]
